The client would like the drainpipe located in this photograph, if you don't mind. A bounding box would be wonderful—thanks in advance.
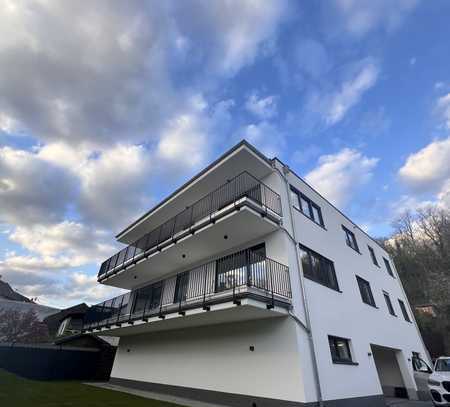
[273,162,325,407]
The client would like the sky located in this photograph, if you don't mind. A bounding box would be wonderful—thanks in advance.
[0,0,449,309]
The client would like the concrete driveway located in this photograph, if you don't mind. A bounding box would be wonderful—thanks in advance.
[385,398,434,406]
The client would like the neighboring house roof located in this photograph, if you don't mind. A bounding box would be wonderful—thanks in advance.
[43,303,89,336]
[0,298,59,321]
[54,333,115,348]
[0,279,31,302]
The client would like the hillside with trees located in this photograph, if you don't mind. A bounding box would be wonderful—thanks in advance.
[380,206,450,358]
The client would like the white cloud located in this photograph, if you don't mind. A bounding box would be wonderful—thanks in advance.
[325,61,379,125]
[245,93,278,119]
[0,146,76,225]
[305,148,379,208]
[332,0,418,37]
[436,93,450,130]
[0,0,288,147]
[398,137,450,193]
[237,121,285,158]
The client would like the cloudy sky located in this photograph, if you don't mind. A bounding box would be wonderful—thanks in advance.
[1,0,449,308]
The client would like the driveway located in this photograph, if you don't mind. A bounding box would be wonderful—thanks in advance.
[385,398,434,406]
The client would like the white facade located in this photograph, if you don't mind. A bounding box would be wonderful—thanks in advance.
[85,141,430,407]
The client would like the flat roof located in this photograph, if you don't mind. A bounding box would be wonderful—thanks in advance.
[116,140,272,240]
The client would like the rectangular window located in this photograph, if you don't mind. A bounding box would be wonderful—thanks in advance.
[398,299,411,322]
[368,246,379,266]
[383,291,396,316]
[328,336,355,364]
[290,186,324,227]
[356,276,376,307]
[174,272,190,303]
[215,244,266,292]
[383,257,394,277]
[342,225,359,252]
[299,244,339,291]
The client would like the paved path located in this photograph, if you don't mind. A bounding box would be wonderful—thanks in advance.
[86,382,224,407]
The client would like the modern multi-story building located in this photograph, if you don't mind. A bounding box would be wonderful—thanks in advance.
[83,141,431,407]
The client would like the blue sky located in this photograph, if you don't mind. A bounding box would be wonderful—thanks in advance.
[0,0,449,308]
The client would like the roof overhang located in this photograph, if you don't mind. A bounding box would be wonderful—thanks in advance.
[116,140,273,244]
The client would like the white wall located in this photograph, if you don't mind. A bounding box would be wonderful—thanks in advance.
[111,317,307,402]
[278,164,429,401]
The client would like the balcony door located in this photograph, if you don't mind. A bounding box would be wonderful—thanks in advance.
[215,243,266,292]
[174,271,190,303]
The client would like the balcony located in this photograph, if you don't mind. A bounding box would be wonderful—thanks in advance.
[98,172,282,288]
[84,248,291,336]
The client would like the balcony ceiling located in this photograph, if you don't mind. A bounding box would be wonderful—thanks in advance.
[101,207,279,290]
[94,299,289,337]
[116,143,273,244]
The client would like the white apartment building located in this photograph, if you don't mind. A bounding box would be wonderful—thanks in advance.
[83,141,431,407]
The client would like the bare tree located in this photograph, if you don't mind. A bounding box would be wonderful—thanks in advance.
[0,308,50,344]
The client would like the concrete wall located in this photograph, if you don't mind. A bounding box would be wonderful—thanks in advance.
[111,317,307,403]
[274,161,429,402]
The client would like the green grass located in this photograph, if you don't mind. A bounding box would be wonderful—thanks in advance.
[0,369,181,407]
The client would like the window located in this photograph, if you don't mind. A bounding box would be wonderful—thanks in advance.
[412,355,432,373]
[299,244,339,291]
[383,257,394,277]
[435,359,450,372]
[383,291,396,316]
[290,186,324,227]
[398,299,411,322]
[342,225,359,252]
[356,276,376,307]
[174,271,190,303]
[216,244,266,292]
[368,246,379,266]
[328,336,355,364]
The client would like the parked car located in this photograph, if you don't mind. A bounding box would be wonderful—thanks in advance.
[428,356,450,405]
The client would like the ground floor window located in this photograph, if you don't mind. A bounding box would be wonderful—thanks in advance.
[328,335,355,365]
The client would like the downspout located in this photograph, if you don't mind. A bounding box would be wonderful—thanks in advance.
[273,163,325,407]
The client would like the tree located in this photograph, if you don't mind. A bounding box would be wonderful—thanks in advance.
[382,206,450,356]
[0,308,50,344]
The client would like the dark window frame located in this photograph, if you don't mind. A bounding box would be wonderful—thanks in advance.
[328,335,357,365]
[356,275,377,307]
[299,244,340,292]
[383,257,395,277]
[383,291,396,316]
[398,299,412,322]
[290,186,325,227]
[368,246,379,267]
[342,225,360,253]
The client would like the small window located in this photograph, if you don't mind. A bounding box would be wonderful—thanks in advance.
[356,276,376,307]
[299,244,339,291]
[368,246,379,266]
[290,186,324,227]
[383,291,396,316]
[398,299,411,322]
[328,336,354,364]
[290,188,300,209]
[383,257,394,277]
[342,225,359,252]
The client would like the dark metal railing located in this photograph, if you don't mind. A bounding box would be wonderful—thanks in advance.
[84,248,291,330]
[98,171,282,280]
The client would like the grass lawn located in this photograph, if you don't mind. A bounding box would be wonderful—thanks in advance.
[0,369,181,407]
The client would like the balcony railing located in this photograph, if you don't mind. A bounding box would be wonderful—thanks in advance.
[84,248,291,331]
[98,171,282,281]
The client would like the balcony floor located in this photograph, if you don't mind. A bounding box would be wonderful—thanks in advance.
[101,203,281,290]
[87,297,290,337]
